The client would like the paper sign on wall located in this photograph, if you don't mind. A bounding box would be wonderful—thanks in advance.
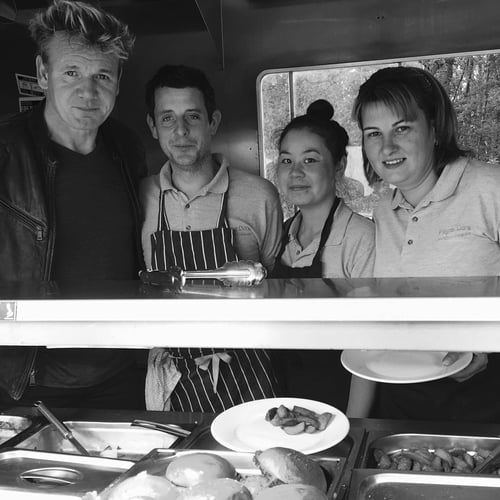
[19,96,44,113]
[16,73,44,97]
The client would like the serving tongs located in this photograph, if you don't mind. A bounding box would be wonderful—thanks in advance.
[34,400,90,456]
[472,443,500,474]
[139,260,267,290]
[131,419,192,438]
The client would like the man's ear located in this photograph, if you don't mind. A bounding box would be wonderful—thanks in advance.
[209,110,222,136]
[36,55,49,91]
[336,155,348,179]
[147,114,158,140]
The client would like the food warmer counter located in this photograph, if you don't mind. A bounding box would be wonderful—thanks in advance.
[3,408,500,499]
[2,276,500,498]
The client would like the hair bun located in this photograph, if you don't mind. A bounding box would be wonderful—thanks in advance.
[306,99,334,121]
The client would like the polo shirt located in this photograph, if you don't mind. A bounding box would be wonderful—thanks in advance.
[280,200,375,278]
[374,157,500,277]
[140,154,283,271]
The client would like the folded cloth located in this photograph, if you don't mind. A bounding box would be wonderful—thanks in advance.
[195,352,232,393]
[145,348,182,411]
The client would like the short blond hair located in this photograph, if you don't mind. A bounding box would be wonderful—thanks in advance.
[29,0,135,63]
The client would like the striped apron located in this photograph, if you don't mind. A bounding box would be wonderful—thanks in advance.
[149,188,278,412]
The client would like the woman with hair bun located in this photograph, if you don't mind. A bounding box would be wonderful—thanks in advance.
[271,100,375,409]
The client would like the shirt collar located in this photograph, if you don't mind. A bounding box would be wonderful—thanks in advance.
[158,153,229,196]
[390,157,469,210]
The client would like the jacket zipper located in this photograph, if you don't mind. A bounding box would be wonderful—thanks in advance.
[0,198,44,240]
[43,160,57,280]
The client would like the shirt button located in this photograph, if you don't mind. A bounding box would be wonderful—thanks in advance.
[185,203,190,209]
[186,225,191,230]
[412,216,418,222]
[408,239,413,245]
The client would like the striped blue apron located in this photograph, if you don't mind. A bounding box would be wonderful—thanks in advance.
[150,188,278,412]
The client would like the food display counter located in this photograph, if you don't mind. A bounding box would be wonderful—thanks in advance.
[2,277,500,498]
[2,407,500,499]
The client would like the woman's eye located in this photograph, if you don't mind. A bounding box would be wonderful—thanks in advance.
[279,157,291,165]
[65,70,78,77]
[304,157,318,164]
[365,130,380,139]
[396,125,410,134]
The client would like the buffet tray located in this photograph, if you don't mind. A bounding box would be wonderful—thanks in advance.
[0,449,133,498]
[179,419,366,499]
[362,431,500,474]
[347,468,500,500]
[14,421,182,461]
[0,415,33,446]
[98,448,346,499]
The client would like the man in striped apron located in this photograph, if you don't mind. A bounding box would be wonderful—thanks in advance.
[140,65,283,412]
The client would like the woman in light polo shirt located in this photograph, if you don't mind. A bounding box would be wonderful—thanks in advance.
[271,99,375,410]
[349,66,500,422]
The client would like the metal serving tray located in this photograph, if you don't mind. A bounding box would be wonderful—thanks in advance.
[98,448,346,499]
[347,469,500,500]
[0,449,133,498]
[0,415,32,445]
[363,432,500,473]
[179,420,366,499]
[15,421,181,461]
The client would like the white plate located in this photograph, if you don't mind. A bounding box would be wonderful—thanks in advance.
[210,397,350,454]
[341,350,474,384]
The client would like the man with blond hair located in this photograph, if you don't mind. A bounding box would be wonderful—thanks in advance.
[0,0,147,409]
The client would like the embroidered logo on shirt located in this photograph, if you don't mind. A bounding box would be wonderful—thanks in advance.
[438,224,472,240]
[233,224,251,233]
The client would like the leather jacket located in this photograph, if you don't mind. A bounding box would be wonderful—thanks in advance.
[0,103,147,399]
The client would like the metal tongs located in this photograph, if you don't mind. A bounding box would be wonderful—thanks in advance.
[131,419,191,438]
[473,443,500,474]
[34,401,90,456]
[139,260,267,290]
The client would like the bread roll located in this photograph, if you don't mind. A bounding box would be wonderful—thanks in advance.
[104,471,178,500]
[254,483,328,500]
[166,452,237,487]
[179,477,252,500]
[254,447,327,492]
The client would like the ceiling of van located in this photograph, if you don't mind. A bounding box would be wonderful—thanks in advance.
[6,0,207,34]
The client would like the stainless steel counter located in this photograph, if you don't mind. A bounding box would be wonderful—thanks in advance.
[1,277,500,351]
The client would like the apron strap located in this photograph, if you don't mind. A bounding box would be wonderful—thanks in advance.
[217,190,230,228]
[311,196,341,267]
[157,190,170,231]
[275,211,301,262]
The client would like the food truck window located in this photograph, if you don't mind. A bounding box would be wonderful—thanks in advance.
[258,51,500,218]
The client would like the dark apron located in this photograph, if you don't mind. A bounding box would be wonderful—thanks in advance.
[150,187,277,412]
[376,354,500,422]
[270,198,351,411]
